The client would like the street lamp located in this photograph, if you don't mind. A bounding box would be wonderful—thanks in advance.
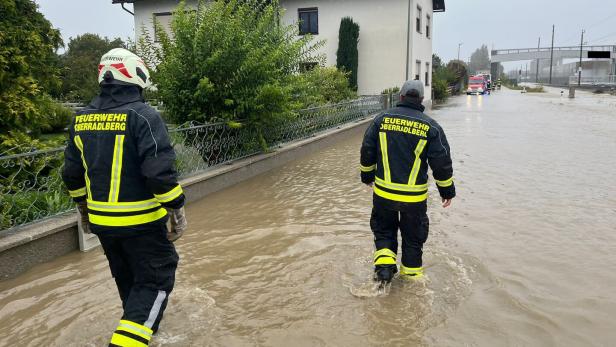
[457,42,463,61]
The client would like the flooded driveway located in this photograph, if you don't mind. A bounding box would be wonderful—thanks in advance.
[1,87,615,346]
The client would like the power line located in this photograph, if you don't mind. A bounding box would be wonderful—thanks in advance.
[560,11,616,45]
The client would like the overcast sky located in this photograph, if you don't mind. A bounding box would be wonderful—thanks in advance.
[38,0,616,68]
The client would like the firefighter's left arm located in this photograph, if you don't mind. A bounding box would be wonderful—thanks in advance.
[360,118,379,184]
[132,108,185,209]
[426,122,456,199]
[62,121,87,202]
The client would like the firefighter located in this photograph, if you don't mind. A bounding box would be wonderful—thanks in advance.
[62,48,187,346]
[360,80,455,283]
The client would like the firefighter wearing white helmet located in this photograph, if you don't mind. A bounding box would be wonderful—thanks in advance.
[62,48,187,346]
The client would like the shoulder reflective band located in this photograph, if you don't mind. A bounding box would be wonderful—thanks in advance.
[87,198,161,212]
[89,208,167,227]
[407,139,427,186]
[375,177,428,192]
[374,185,428,203]
[360,164,376,172]
[379,132,391,182]
[154,184,184,203]
[435,177,454,187]
[108,134,125,202]
[74,135,91,198]
[68,187,87,198]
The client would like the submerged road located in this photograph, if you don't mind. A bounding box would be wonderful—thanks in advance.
[1,87,615,346]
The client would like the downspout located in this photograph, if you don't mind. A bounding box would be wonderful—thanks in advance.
[121,2,135,16]
[405,0,412,80]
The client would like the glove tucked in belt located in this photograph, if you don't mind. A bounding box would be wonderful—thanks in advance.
[166,207,187,242]
[76,200,91,234]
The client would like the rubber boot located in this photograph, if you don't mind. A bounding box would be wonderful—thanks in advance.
[374,265,398,283]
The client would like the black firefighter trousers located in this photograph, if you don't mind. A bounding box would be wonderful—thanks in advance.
[370,206,429,269]
[97,223,178,346]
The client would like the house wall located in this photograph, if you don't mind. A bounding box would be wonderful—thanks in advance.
[132,0,435,99]
[281,0,434,98]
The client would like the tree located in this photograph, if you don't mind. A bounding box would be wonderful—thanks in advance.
[138,0,325,147]
[0,0,63,141]
[469,44,490,74]
[432,54,443,70]
[59,34,127,103]
[336,17,360,90]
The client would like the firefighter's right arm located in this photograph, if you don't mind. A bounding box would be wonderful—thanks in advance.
[360,118,379,184]
[132,108,185,210]
[426,122,456,200]
[62,123,87,202]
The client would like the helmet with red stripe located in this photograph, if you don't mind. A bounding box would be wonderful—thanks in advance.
[98,48,151,89]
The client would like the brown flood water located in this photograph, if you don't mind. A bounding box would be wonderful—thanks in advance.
[1,87,616,346]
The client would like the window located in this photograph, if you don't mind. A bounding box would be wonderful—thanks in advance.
[415,61,421,81]
[298,8,318,35]
[153,12,173,42]
[426,15,431,39]
[425,62,430,86]
[416,6,422,33]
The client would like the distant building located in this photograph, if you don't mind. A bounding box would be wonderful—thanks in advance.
[113,0,445,97]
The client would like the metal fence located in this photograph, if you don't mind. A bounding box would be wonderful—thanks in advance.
[568,75,616,87]
[0,96,385,232]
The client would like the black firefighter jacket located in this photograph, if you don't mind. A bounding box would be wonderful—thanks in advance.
[360,100,455,212]
[62,84,185,234]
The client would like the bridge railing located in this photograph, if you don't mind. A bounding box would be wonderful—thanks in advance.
[568,75,616,86]
[0,96,385,232]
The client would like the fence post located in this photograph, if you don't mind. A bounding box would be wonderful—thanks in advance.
[77,210,100,251]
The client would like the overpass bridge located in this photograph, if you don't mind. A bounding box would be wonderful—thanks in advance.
[491,45,616,63]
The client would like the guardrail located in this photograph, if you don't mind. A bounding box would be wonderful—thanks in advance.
[568,75,616,86]
[0,96,385,232]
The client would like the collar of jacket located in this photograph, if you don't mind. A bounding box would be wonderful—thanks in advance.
[89,84,144,110]
[396,100,425,113]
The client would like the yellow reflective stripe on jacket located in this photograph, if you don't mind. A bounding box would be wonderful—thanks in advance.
[68,187,86,198]
[375,177,428,192]
[374,248,397,260]
[379,132,391,182]
[154,184,183,203]
[408,139,427,185]
[360,164,376,172]
[87,198,161,213]
[89,208,167,227]
[374,186,428,203]
[74,135,91,198]
[435,177,454,187]
[108,134,125,202]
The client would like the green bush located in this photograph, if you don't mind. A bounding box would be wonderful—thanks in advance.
[381,87,400,94]
[432,78,449,101]
[288,67,356,108]
[138,0,324,138]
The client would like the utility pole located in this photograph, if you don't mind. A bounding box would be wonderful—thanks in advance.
[578,29,585,86]
[536,37,541,83]
[549,25,555,85]
[457,42,463,61]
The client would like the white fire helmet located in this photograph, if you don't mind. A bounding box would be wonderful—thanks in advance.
[98,48,151,89]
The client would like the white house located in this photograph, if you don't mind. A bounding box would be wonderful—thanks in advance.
[113,0,445,98]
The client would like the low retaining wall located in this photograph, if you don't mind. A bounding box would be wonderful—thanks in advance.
[0,116,373,280]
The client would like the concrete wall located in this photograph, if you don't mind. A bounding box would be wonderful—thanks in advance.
[0,116,375,281]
